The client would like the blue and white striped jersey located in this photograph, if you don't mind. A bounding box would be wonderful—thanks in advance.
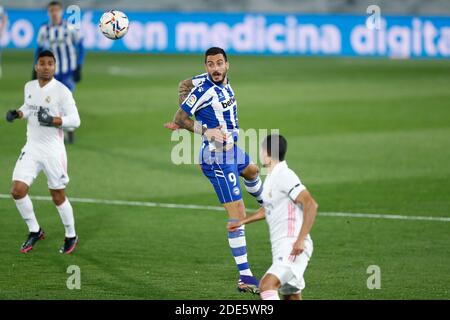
[36,20,84,76]
[181,73,239,151]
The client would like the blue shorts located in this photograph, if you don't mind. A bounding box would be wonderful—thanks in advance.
[55,73,75,92]
[200,144,251,204]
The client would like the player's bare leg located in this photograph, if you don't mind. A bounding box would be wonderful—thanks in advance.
[11,180,29,200]
[224,199,246,221]
[50,189,78,254]
[259,273,281,300]
[240,163,259,181]
[11,181,45,253]
[240,163,264,205]
[224,199,260,294]
[283,293,302,300]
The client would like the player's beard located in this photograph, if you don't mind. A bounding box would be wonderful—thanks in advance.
[211,71,227,85]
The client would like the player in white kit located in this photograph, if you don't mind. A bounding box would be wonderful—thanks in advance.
[228,134,318,300]
[6,50,81,254]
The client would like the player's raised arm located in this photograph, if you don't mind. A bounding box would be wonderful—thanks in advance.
[170,83,226,143]
[227,207,266,232]
[173,108,226,144]
[164,77,195,131]
[178,77,194,105]
[290,189,318,259]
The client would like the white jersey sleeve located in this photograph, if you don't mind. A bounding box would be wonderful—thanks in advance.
[18,82,31,119]
[59,86,80,129]
[280,169,306,202]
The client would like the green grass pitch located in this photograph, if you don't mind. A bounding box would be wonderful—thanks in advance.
[0,51,449,299]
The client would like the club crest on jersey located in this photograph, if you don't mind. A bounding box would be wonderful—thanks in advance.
[45,96,51,103]
[186,94,197,108]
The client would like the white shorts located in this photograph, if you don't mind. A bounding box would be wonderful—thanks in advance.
[12,148,69,190]
[266,237,313,295]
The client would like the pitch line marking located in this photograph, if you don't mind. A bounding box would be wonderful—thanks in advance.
[0,194,449,222]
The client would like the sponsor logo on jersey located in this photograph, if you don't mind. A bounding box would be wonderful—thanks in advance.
[45,96,51,103]
[221,96,236,109]
[186,94,197,107]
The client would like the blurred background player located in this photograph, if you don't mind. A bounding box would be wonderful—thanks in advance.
[0,3,8,79]
[33,1,84,144]
[6,50,80,254]
[164,47,264,293]
[228,134,319,300]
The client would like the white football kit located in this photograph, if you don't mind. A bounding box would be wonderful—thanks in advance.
[12,78,80,189]
[261,160,313,295]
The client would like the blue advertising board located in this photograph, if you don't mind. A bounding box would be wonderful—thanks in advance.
[1,9,449,58]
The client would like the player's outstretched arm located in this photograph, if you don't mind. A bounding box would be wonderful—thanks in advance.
[290,190,318,260]
[227,207,266,231]
[6,110,23,122]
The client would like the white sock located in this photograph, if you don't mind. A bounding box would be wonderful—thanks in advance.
[260,290,280,300]
[14,195,40,233]
[56,198,76,238]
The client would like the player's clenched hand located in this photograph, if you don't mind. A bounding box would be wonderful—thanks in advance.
[227,220,242,232]
[164,121,180,131]
[6,110,19,122]
[37,107,54,126]
[204,125,227,144]
[289,239,305,262]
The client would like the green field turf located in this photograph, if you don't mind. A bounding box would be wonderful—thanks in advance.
[0,51,449,299]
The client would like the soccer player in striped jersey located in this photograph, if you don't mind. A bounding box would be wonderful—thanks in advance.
[33,1,84,144]
[228,134,318,300]
[164,47,264,293]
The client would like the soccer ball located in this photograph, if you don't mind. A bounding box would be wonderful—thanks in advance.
[99,10,129,40]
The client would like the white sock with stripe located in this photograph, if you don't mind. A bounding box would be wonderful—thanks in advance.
[243,176,264,205]
[228,222,253,277]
